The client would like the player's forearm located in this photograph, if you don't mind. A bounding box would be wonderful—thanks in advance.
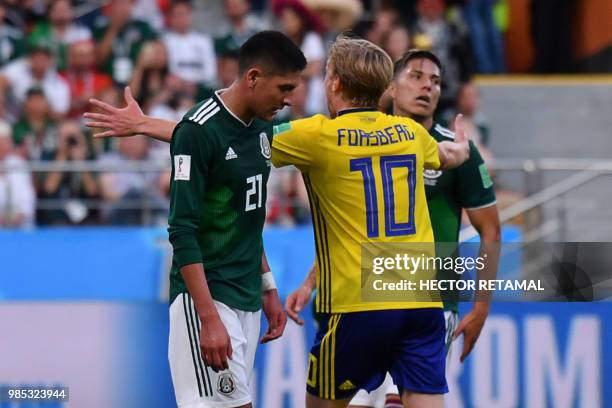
[80,171,99,197]
[135,116,177,143]
[43,171,63,194]
[96,26,120,66]
[261,250,271,273]
[303,263,317,292]
[437,141,469,170]
[260,250,279,294]
[473,219,501,307]
[180,263,221,321]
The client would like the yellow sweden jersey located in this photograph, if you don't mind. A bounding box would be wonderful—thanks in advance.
[272,108,443,313]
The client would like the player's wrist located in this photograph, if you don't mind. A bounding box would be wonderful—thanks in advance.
[261,271,277,292]
[134,115,148,136]
[301,279,315,293]
[472,300,490,316]
[198,309,222,325]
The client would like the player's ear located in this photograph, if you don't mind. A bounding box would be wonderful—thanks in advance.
[246,68,262,89]
[389,81,397,99]
[331,75,341,93]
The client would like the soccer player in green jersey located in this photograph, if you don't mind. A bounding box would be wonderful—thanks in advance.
[87,31,306,408]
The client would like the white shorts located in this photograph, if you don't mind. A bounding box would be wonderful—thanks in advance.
[168,293,261,408]
[349,311,458,407]
[350,373,395,407]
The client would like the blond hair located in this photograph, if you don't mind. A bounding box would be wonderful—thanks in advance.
[327,34,394,107]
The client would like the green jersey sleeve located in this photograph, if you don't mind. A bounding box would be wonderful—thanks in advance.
[456,141,496,209]
[168,121,214,268]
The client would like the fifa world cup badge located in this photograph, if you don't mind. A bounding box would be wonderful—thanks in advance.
[260,132,271,159]
[217,373,236,395]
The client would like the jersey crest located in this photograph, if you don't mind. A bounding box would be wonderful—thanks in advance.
[217,373,236,395]
[260,132,271,158]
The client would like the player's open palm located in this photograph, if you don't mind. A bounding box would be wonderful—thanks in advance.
[83,87,144,138]
[261,289,287,344]
[200,316,233,372]
[285,285,312,326]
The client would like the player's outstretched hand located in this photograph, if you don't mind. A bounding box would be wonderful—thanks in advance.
[83,87,144,138]
[200,315,233,372]
[436,114,471,170]
[452,113,470,164]
[454,113,468,144]
[285,285,313,326]
[453,303,489,362]
[261,289,287,344]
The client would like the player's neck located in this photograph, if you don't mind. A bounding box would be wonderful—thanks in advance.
[333,100,366,116]
[218,85,254,124]
[394,106,434,130]
[420,116,434,130]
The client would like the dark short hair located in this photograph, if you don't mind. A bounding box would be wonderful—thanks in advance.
[393,49,443,78]
[238,31,307,75]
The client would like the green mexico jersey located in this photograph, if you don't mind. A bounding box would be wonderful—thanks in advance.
[424,122,496,311]
[92,18,156,84]
[0,26,25,66]
[168,92,273,311]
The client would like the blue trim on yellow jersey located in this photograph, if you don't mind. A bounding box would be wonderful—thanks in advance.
[336,107,378,116]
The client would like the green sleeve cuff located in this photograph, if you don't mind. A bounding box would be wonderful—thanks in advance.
[174,247,203,268]
[170,232,203,267]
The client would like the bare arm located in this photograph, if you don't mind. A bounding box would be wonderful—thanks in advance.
[285,263,316,325]
[80,170,99,197]
[43,153,67,195]
[260,250,288,343]
[96,24,122,67]
[454,204,501,362]
[72,144,99,197]
[84,87,177,142]
[436,114,470,170]
[95,9,131,68]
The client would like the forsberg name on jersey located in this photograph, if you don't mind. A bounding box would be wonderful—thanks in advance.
[337,124,415,147]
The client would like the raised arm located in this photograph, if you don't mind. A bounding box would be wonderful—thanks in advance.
[436,114,470,170]
[84,87,177,142]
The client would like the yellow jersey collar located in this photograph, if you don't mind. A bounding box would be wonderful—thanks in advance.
[336,107,378,116]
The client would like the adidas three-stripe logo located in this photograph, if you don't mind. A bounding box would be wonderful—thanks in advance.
[189,99,219,125]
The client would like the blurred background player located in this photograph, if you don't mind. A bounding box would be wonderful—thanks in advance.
[0,119,35,228]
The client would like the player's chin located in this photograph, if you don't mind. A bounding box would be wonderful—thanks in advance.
[411,104,433,117]
[258,109,277,122]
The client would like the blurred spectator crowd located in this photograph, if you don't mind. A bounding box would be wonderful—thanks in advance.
[0,0,550,228]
